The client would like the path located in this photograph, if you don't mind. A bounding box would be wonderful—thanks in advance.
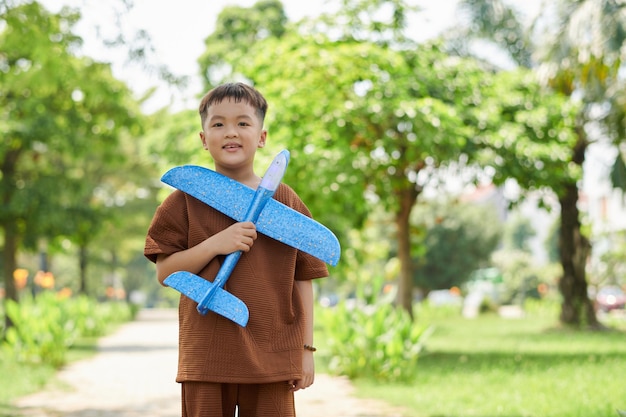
[15,309,403,417]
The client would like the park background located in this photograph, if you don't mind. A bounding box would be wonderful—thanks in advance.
[1,0,626,416]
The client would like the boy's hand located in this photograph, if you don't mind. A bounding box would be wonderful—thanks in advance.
[288,351,314,392]
[215,222,257,254]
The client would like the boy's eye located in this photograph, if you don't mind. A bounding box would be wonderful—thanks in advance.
[212,122,223,127]
[238,122,249,126]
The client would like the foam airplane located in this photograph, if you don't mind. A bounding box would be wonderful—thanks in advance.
[161,150,341,327]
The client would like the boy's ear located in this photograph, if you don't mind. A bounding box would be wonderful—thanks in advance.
[258,130,267,148]
[199,131,208,149]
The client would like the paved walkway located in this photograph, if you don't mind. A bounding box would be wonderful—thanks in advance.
[15,309,403,417]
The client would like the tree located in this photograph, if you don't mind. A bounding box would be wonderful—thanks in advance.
[411,200,503,292]
[197,0,288,90]
[195,0,532,317]
[536,0,626,325]
[502,212,535,252]
[0,2,142,314]
[247,33,501,317]
[455,0,626,327]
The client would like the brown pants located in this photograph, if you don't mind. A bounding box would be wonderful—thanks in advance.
[181,381,295,417]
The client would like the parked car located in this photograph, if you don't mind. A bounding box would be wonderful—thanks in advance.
[595,286,626,312]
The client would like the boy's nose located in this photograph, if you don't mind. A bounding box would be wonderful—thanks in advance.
[225,125,238,137]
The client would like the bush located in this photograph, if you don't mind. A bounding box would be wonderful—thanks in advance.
[2,292,135,368]
[66,295,136,338]
[3,293,77,368]
[318,301,432,383]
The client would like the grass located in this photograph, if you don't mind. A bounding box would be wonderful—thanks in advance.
[0,360,56,417]
[0,335,100,417]
[346,307,626,417]
[4,303,624,417]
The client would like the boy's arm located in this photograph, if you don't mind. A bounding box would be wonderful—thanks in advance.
[156,221,257,285]
[291,279,316,391]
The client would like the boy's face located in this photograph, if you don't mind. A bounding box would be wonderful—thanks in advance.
[199,98,266,175]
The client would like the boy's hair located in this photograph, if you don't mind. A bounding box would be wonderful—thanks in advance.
[198,82,268,128]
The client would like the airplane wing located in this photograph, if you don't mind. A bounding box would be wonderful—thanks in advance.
[161,165,341,266]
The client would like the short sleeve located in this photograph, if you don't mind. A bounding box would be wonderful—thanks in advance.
[144,190,190,263]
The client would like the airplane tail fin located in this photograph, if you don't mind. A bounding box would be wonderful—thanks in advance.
[164,271,249,327]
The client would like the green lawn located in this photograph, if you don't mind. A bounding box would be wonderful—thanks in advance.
[0,337,99,417]
[349,310,626,417]
[4,304,625,417]
[0,360,56,417]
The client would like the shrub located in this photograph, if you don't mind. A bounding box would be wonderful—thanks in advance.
[65,295,135,338]
[2,292,135,368]
[3,293,77,368]
[319,301,432,383]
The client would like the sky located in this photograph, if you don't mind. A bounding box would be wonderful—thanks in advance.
[40,0,486,113]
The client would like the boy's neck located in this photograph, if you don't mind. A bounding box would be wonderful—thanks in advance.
[217,167,261,189]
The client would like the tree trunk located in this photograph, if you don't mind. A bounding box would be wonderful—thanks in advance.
[557,182,599,328]
[557,131,600,328]
[79,244,88,295]
[1,149,21,332]
[2,222,19,332]
[395,185,419,319]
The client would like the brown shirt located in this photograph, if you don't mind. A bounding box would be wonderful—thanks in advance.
[145,184,329,384]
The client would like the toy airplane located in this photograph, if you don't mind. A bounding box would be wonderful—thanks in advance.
[162,150,340,327]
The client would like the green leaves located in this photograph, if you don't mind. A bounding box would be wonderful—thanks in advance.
[249,35,487,227]
[1,2,149,300]
[2,293,134,368]
[411,201,503,291]
[475,69,581,196]
[197,0,288,89]
[319,301,432,382]
[610,153,626,193]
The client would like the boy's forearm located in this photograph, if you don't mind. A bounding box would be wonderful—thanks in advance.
[156,222,258,285]
[156,238,221,285]
[295,280,314,346]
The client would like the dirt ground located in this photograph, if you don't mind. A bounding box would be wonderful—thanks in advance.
[14,309,403,417]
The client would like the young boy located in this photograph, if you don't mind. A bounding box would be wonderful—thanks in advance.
[144,82,329,417]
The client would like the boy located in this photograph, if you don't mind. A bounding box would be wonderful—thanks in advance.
[144,82,329,417]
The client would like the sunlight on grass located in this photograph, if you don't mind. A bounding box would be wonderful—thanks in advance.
[0,360,55,404]
[352,308,626,417]
[0,337,98,408]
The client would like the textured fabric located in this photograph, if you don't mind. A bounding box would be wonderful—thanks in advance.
[145,183,329,384]
[181,381,295,417]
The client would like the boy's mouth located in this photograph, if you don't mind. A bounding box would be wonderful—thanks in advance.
[223,143,241,150]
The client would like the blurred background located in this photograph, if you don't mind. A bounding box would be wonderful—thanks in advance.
[2,1,626,415]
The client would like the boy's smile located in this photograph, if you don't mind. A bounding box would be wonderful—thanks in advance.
[223,142,242,150]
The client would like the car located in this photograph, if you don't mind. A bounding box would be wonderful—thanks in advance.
[595,286,626,312]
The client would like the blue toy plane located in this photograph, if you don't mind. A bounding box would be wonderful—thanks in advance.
[162,150,340,327]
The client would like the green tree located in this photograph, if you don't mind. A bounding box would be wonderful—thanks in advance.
[197,0,288,90]
[315,0,417,45]
[503,212,535,252]
[196,0,525,317]
[125,108,202,303]
[457,0,613,327]
[480,69,587,323]
[536,0,626,326]
[412,200,503,292]
[0,2,142,312]
[249,34,498,317]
